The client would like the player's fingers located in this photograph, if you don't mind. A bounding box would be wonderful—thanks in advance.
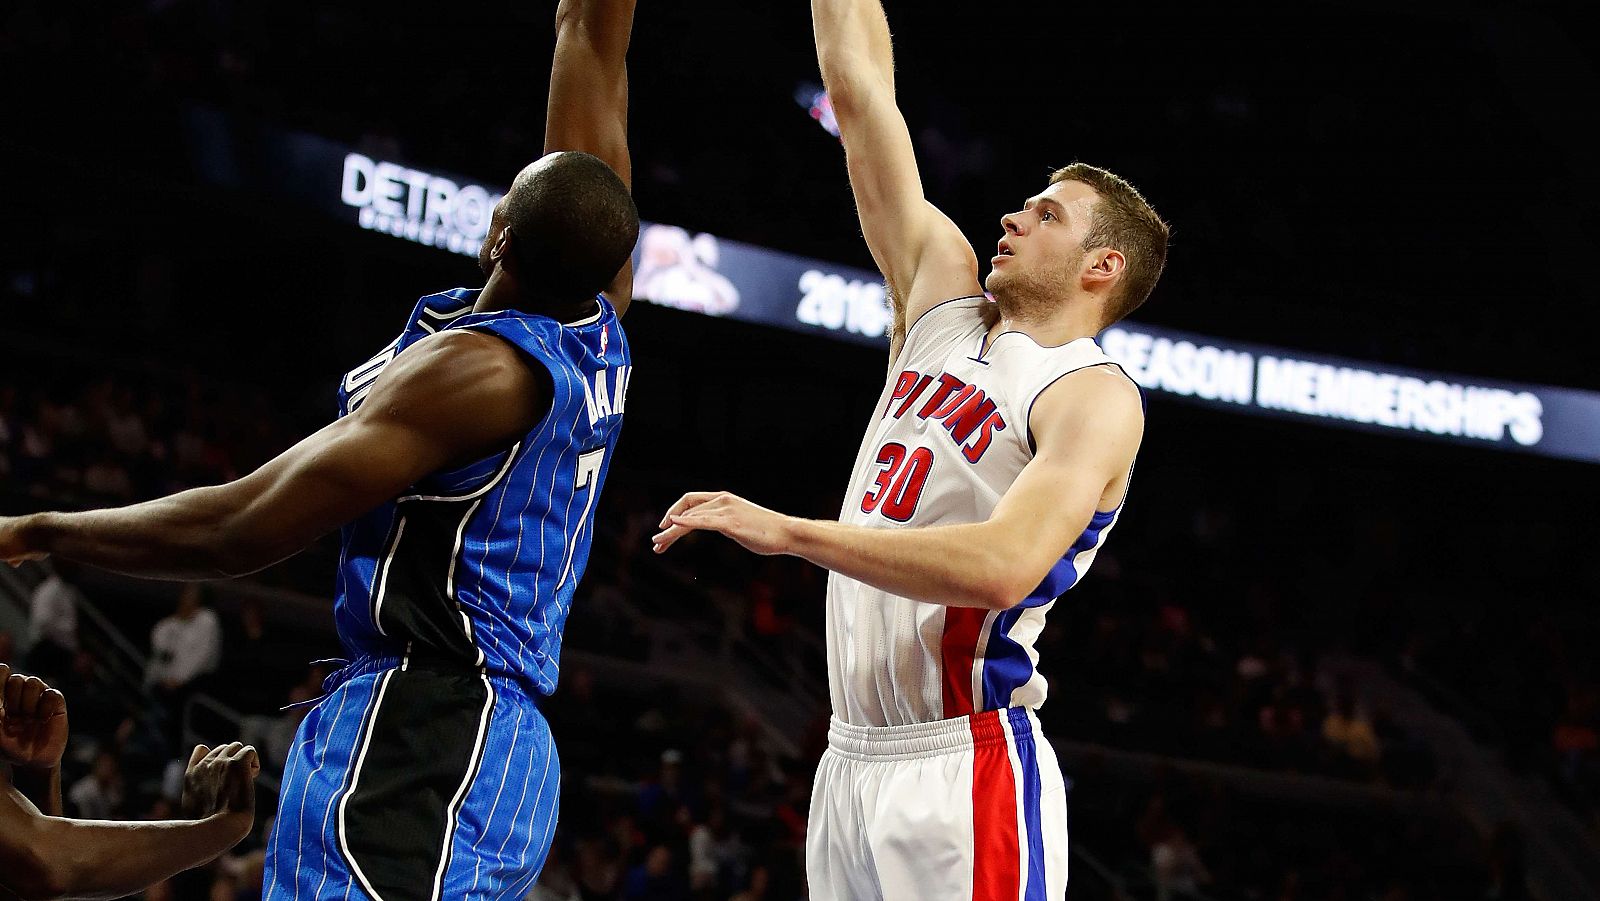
[37,688,66,720]
[651,523,697,553]
[208,742,243,765]
[669,510,724,528]
[658,492,721,528]
[0,665,9,716]
[3,673,22,716]
[189,745,211,769]
[16,676,46,718]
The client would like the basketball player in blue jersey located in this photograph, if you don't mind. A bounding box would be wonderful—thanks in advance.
[653,1,1168,898]
[0,1,640,897]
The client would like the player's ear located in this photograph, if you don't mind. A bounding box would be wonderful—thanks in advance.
[1082,248,1124,293]
[490,227,515,270]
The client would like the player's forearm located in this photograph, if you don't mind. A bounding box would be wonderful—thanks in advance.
[785,518,1020,610]
[554,0,636,65]
[546,0,635,181]
[19,486,248,581]
[10,766,61,818]
[812,0,896,105]
[9,812,250,901]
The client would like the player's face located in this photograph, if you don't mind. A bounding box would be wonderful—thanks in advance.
[985,180,1099,301]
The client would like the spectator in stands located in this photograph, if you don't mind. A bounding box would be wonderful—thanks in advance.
[146,583,223,743]
[67,748,127,820]
[1,663,261,901]
[26,559,80,682]
[728,864,770,901]
[1151,821,1212,901]
[622,844,689,901]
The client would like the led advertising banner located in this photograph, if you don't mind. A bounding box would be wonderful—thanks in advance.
[1100,324,1600,464]
[182,108,1600,464]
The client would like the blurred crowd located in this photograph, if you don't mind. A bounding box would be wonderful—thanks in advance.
[0,564,1529,901]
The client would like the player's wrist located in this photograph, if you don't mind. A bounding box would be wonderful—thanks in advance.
[15,512,54,556]
[779,516,820,560]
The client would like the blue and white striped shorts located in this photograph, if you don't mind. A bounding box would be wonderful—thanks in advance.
[263,655,560,901]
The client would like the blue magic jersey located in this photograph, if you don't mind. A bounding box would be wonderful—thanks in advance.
[331,288,631,697]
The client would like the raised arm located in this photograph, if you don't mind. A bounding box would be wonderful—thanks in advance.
[0,332,546,579]
[546,0,638,312]
[813,0,983,357]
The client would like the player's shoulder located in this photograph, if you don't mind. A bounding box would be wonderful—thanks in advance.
[383,329,542,407]
[1025,358,1143,449]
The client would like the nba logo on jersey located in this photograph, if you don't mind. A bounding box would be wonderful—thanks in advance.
[600,323,610,357]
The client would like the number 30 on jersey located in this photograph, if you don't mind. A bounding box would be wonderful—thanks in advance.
[860,442,933,523]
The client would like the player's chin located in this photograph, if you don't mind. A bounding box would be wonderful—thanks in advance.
[983,267,1010,295]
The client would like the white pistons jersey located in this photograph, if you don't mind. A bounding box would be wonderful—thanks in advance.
[827,295,1132,728]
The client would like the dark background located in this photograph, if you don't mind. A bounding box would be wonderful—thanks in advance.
[3,1,1600,899]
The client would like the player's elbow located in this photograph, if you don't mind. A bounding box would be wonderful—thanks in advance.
[205,521,275,579]
[977,551,1051,611]
[973,569,1028,611]
[818,63,886,116]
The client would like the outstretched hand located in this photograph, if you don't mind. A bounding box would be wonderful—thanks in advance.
[652,491,794,556]
[0,664,69,769]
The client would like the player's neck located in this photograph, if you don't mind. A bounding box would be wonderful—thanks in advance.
[988,293,1104,347]
[475,270,599,323]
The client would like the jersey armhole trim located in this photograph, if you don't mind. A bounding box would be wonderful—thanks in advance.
[1023,361,1143,455]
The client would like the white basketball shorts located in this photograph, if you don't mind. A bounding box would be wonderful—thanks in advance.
[806,707,1069,900]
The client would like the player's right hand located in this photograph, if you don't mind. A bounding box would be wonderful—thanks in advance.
[0,664,69,769]
[181,742,260,833]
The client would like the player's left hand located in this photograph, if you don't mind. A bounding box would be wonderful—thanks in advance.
[653,492,793,556]
[0,516,47,567]
[0,664,69,770]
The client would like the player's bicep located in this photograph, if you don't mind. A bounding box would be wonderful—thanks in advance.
[213,334,544,573]
[209,412,448,572]
[0,787,51,901]
[838,92,979,302]
[987,370,1143,595]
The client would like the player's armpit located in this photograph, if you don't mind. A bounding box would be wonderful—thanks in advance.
[982,367,1144,606]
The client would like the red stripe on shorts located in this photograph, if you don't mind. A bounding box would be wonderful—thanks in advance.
[941,607,987,717]
[969,710,1021,901]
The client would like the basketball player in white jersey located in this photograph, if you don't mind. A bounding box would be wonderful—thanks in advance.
[653,1,1169,897]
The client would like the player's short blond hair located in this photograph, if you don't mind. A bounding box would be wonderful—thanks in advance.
[1049,163,1169,326]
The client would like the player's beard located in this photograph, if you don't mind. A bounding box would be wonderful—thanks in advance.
[985,246,1082,322]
